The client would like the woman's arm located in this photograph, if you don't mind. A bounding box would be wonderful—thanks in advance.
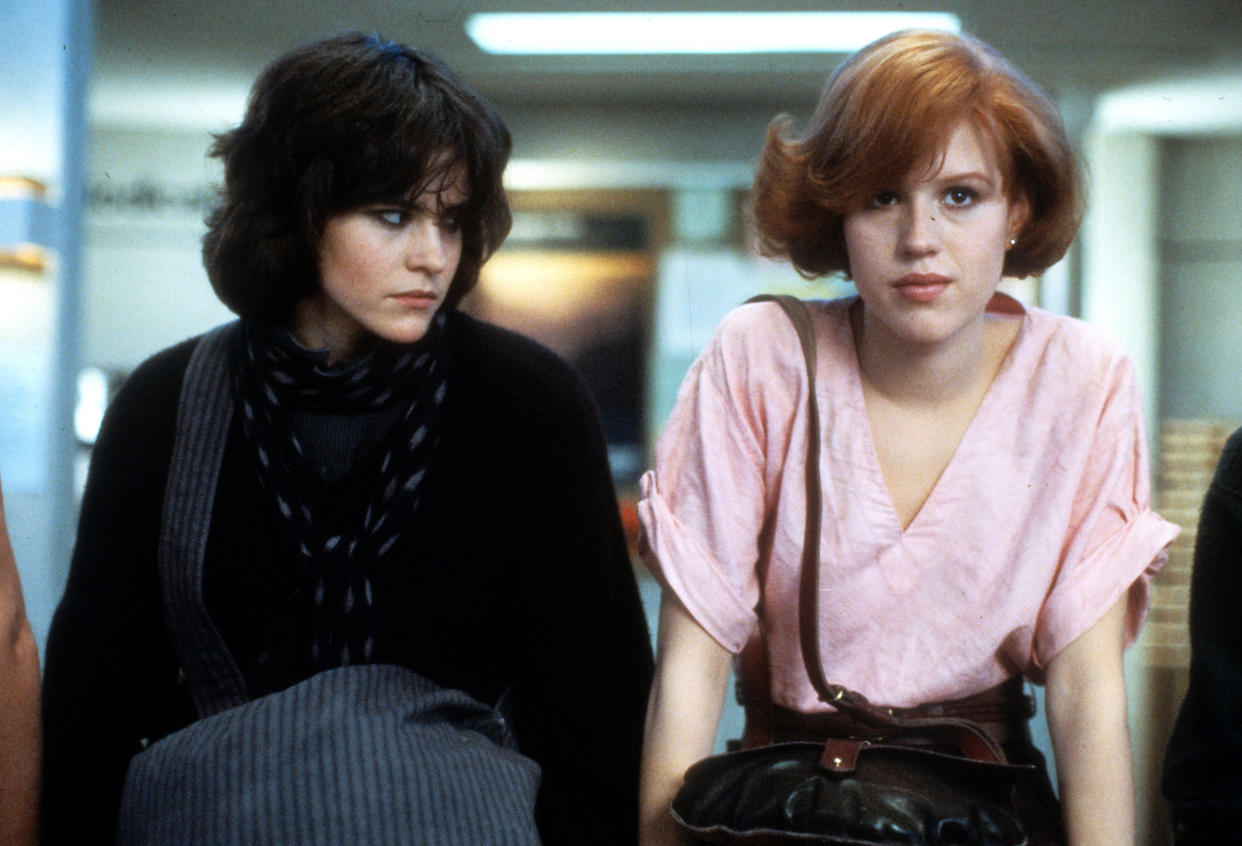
[0,476,40,846]
[1045,593,1134,846]
[639,592,733,846]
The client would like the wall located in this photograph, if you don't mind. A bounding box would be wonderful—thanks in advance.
[86,128,231,370]
[1082,131,1163,435]
[1159,135,1242,420]
[0,0,91,649]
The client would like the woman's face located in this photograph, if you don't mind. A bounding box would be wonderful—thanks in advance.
[292,170,466,361]
[842,121,1027,350]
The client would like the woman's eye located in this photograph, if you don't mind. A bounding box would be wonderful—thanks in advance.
[871,190,900,207]
[944,187,976,206]
[374,209,409,226]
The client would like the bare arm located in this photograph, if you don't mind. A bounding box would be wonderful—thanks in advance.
[638,592,733,846]
[1045,593,1134,846]
[0,476,40,846]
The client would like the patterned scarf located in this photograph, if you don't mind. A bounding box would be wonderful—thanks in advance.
[233,312,449,676]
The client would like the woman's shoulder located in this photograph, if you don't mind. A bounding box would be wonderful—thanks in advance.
[715,294,852,340]
[1000,307,1146,443]
[445,311,595,413]
[83,327,238,510]
[448,310,565,364]
[1016,304,1134,381]
[698,295,855,389]
[108,326,234,420]
[1019,303,1124,354]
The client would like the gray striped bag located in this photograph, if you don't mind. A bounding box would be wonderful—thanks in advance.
[116,323,542,845]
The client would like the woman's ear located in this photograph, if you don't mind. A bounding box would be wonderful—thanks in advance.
[1007,194,1030,245]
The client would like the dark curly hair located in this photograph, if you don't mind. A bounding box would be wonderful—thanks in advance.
[752,29,1081,280]
[202,32,512,321]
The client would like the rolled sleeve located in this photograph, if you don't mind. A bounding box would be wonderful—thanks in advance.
[1033,357,1179,669]
[1036,509,1177,665]
[638,471,759,652]
[637,305,798,654]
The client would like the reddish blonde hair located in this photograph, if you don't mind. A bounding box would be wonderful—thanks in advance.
[752,29,1081,279]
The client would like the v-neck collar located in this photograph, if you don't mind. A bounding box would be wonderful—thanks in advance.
[836,293,1029,547]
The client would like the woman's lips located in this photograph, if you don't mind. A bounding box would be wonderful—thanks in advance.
[391,291,438,308]
[894,273,950,303]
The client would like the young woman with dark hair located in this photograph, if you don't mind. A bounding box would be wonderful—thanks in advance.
[638,29,1177,846]
[41,33,652,845]
[201,33,512,322]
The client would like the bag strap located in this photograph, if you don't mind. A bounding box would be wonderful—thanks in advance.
[158,322,250,717]
[743,296,828,696]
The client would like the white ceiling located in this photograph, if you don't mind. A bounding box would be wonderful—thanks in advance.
[93,0,1242,132]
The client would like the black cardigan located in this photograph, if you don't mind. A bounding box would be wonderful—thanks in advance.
[1163,426,1242,843]
[41,312,654,845]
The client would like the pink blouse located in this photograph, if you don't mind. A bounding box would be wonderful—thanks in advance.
[638,295,1179,711]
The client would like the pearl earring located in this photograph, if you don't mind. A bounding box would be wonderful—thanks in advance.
[1008,237,1017,247]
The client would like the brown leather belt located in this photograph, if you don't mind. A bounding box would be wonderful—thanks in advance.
[764,677,1036,750]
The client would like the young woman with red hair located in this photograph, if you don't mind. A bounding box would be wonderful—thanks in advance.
[638,29,1178,846]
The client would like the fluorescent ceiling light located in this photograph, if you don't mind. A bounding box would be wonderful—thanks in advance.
[1094,77,1242,135]
[466,11,960,55]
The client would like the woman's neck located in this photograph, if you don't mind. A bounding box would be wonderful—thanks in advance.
[290,294,365,365]
[850,300,1022,530]
[851,303,996,408]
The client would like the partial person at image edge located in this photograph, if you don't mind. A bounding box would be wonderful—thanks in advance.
[1163,426,1242,844]
[0,474,39,846]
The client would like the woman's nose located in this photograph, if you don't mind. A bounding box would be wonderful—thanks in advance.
[899,199,940,256]
[406,219,447,272]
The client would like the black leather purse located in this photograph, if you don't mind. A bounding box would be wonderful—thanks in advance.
[669,296,1042,846]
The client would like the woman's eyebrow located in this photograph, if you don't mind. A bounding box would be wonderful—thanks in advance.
[933,169,997,186]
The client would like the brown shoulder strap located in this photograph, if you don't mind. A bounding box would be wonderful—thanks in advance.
[736,295,830,726]
[745,296,829,699]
